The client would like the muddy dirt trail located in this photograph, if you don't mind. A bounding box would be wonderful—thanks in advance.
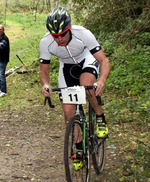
[0,104,122,182]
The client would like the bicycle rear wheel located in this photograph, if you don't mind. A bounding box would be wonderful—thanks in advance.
[64,114,90,182]
[89,107,106,174]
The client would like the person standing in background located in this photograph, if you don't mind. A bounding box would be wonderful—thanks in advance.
[0,25,10,97]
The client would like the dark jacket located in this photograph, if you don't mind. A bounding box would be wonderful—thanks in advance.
[0,33,10,62]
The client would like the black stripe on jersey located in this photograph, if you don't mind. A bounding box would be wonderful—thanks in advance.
[90,46,101,55]
[40,59,50,64]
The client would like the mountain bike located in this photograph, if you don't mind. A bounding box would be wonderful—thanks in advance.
[45,85,108,182]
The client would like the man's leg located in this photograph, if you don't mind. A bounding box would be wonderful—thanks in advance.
[80,72,102,114]
[80,72,108,138]
[61,102,84,170]
[61,103,76,124]
[0,61,7,94]
[61,103,82,143]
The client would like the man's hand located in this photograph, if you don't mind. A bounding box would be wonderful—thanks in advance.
[41,84,52,97]
[95,80,105,96]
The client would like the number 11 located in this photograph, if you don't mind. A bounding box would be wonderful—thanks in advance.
[68,94,78,102]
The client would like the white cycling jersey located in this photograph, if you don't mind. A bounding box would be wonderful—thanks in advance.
[40,25,101,64]
[40,25,101,87]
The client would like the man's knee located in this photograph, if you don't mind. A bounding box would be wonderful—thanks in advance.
[63,105,76,123]
[64,111,74,122]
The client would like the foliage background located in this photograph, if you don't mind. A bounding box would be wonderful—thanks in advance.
[0,0,150,181]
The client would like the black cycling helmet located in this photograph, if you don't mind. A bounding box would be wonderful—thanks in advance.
[46,7,71,34]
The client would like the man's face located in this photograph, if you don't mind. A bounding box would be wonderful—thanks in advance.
[0,25,4,36]
[52,29,70,46]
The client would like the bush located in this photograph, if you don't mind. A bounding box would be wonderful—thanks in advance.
[105,44,150,96]
[66,0,150,41]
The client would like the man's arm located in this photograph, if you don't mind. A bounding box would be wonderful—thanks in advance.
[93,49,111,96]
[39,63,51,97]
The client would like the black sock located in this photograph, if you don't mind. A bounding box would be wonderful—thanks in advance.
[96,113,106,123]
[75,141,83,150]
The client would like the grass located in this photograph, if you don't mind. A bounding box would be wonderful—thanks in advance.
[5,13,48,69]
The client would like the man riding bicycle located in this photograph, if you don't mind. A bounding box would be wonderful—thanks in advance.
[39,7,110,170]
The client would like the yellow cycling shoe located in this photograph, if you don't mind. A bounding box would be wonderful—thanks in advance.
[97,118,108,138]
[73,159,83,171]
[73,150,83,171]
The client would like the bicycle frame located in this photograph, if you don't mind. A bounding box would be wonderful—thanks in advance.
[74,104,87,156]
[79,102,96,157]
[44,85,107,181]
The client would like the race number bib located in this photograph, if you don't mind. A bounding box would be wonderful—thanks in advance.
[61,86,86,104]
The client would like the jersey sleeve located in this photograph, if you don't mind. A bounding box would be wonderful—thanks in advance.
[39,37,51,64]
[82,29,101,54]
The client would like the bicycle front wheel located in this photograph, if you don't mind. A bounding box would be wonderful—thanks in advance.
[64,114,90,182]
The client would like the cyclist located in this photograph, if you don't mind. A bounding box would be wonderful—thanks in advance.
[39,7,110,170]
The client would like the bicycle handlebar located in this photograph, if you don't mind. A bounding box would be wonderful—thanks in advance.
[44,85,104,108]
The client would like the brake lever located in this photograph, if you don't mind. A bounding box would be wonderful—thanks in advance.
[96,96,104,106]
[44,87,55,108]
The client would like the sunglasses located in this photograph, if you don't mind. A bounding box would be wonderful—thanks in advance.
[50,28,69,38]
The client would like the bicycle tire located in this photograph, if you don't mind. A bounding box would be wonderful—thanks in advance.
[89,107,106,174]
[64,114,90,182]
[92,137,106,174]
